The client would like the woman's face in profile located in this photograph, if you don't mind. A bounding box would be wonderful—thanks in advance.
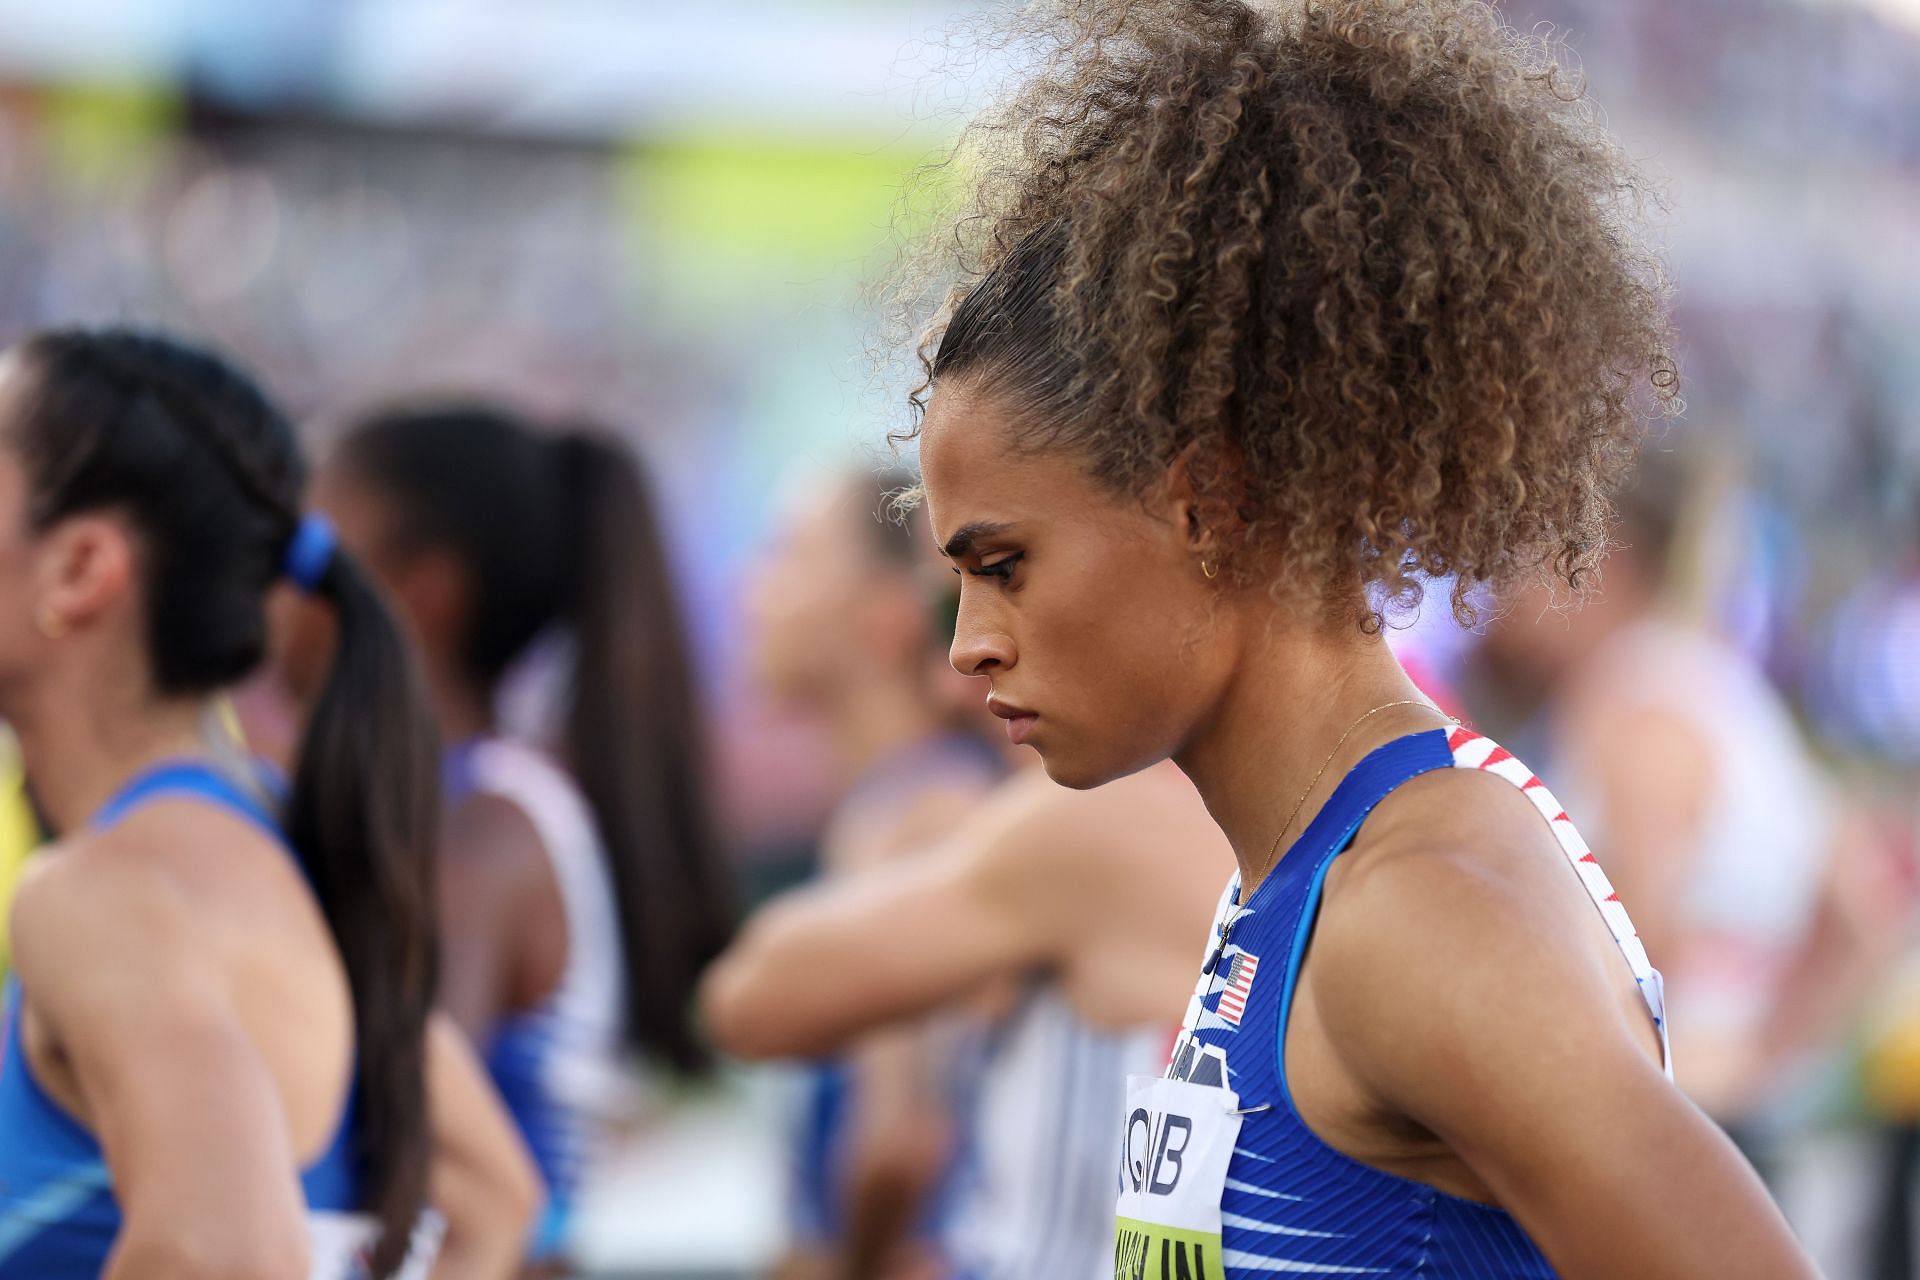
[917,380,1240,790]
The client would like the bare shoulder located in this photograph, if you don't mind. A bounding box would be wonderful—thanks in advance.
[440,789,562,960]
[10,819,221,1013]
[14,791,357,1007]
[17,799,264,928]
[958,762,1229,984]
[1306,766,1658,1103]
[1328,763,1611,938]
[445,790,553,890]
[957,766,1089,870]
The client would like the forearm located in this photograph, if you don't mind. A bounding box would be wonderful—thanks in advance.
[106,1218,307,1280]
[429,1149,540,1280]
[426,1013,542,1277]
[426,1124,542,1270]
[703,867,1027,1061]
[700,907,893,1058]
[430,1206,532,1280]
[841,1122,949,1280]
[840,1029,953,1279]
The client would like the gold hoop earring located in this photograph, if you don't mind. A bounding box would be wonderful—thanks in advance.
[35,604,67,640]
[1200,557,1220,581]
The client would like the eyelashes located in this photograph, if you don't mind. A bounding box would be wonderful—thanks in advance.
[956,551,1024,582]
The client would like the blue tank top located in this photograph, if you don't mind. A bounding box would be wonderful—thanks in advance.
[1161,727,1667,1278]
[0,762,364,1277]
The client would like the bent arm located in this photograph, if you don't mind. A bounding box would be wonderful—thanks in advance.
[13,860,309,1280]
[699,776,1075,1059]
[426,1011,543,1280]
[98,1015,311,1280]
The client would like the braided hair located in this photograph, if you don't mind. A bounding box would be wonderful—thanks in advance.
[15,328,439,1277]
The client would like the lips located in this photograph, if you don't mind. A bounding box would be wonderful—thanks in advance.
[986,695,1038,746]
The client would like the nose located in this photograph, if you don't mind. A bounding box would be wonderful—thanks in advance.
[949,590,1014,677]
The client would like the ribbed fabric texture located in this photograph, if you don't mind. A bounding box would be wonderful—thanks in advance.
[1166,727,1657,1277]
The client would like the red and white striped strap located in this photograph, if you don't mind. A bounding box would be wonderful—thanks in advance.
[1446,726,1671,1076]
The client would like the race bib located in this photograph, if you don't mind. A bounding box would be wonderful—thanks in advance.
[1113,1074,1242,1280]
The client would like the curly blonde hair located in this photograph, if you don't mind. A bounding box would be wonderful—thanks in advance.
[902,0,1678,625]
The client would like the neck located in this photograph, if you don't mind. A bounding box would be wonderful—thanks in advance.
[8,658,219,839]
[425,657,495,749]
[826,670,946,781]
[1174,607,1447,895]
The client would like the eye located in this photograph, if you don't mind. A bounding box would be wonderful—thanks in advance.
[967,552,1024,583]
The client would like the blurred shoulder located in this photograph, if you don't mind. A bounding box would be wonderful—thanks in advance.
[10,820,212,997]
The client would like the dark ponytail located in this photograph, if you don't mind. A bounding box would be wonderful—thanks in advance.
[551,432,733,1074]
[336,406,734,1073]
[12,329,438,1276]
[285,552,439,1276]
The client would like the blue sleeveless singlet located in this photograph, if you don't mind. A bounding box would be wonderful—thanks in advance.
[0,762,364,1277]
[1157,727,1668,1278]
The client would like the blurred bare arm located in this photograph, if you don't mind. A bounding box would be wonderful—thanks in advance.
[699,772,1077,1058]
[836,1025,956,1280]
[438,793,567,1042]
[836,787,992,1280]
[1754,805,1917,1078]
[426,1011,543,1280]
[14,855,309,1280]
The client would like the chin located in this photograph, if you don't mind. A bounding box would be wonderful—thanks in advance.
[1034,742,1158,792]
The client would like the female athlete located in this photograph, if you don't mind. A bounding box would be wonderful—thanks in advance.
[0,329,535,1278]
[299,403,735,1268]
[906,3,1817,1276]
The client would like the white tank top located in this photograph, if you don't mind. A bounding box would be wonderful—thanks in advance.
[464,738,628,1204]
[1570,620,1828,1032]
[945,986,1172,1280]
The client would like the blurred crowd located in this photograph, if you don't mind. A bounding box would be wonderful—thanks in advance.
[0,1,1917,1278]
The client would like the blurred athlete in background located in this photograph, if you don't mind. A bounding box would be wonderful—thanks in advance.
[743,467,1005,1279]
[283,403,736,1273]
[1471,459,1844,1145]
[705,758,1233,1279]
[0,328,536,1278]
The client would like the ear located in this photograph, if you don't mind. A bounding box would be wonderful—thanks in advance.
[1164,442,1220,560]
[36,513,138,630]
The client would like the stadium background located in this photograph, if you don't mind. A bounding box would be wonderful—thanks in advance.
[0,1,1915,1276]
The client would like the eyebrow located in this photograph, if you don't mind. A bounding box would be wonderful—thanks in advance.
[940,520,1013,559]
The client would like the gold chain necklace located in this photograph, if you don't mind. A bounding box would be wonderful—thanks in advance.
[1217,698,1452,953]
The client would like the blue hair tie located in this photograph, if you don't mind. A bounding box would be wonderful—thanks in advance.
[282,513,337,594]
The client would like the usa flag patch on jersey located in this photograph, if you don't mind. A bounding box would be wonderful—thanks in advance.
[1215,951,1259,1027]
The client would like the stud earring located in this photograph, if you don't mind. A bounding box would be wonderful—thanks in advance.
[35,603,67,640]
